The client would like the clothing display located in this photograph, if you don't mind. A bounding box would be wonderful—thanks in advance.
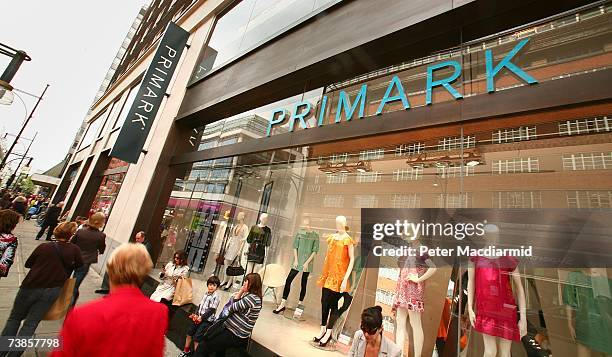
[283,269,310,301]
[470,256,520,341]
[150,262,189,302]
[317,234,355,292]
[562,271,612,354]
[246,225,272,264]
[392,251,430,313]
[292,229,319,272]
[224,223,248,262]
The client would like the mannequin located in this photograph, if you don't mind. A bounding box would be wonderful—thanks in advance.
[563,267,612,357]
[246,213,272,274]
[212,210,230,276]
[393,234,437,357]
[314,215,355,347]
[467,224,527,357]
[273,217,319,314]
[220,212,248,290]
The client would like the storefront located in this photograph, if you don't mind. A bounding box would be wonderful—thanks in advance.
[88,158,129,217]
[156,3,612,357]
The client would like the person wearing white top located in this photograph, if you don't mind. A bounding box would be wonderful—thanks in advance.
[150,250,189,305]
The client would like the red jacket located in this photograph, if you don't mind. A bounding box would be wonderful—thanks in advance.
[51,286,168,357]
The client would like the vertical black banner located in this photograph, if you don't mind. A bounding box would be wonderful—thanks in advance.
[110,22,189,164]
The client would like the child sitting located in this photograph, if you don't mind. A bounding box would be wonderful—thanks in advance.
[179,275,221,356]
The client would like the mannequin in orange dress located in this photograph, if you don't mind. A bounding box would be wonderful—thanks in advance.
[314,215,355,347]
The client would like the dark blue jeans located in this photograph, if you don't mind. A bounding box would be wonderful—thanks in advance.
[71,264,90,306]
[1,287,61,356]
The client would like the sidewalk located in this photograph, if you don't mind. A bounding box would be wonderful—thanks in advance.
[0,220,180,357]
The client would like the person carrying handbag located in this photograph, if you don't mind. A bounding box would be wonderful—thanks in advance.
[150,250,189,319]
[0,222,82,357]
[195,273,263,357]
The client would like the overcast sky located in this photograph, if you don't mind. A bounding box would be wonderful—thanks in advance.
[0,0,149,174]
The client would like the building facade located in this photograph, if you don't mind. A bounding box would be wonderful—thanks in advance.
[56,0,612,356]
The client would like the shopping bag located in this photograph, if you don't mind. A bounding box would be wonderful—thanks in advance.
[43,277,76,320]
[172,277,193,306]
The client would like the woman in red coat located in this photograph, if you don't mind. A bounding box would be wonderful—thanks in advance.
[52,243,168,357]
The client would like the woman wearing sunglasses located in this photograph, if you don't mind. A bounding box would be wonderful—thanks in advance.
[349,306,402,357]
[150,250,189,316]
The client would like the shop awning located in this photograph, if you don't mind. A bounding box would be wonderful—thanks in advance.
[30,173,61,187]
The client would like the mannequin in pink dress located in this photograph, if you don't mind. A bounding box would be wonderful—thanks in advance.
[467,224,527,357]
[393,235,437,357]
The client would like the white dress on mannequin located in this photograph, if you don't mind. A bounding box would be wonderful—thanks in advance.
[225,223,248,262]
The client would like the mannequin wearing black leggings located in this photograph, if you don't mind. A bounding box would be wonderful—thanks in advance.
[273,269,310,314]
[274,222,319,314]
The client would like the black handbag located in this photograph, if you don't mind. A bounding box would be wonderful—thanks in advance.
[226,254,245,276]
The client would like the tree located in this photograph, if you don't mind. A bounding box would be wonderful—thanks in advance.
[18,176,35,194]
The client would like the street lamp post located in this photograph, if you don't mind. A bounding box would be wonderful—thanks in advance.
[0,84,48,171]
[0,43,31,105]
[5,131,37,189]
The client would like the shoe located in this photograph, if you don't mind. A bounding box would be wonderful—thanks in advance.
[319,334,332,347]
[178,351,191,357]
[313,331,325,343]
[95,289,110,294]
[222,285,231,291]
[272,306,285,314]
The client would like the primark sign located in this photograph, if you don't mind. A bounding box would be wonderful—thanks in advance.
[111,22,189,164]
[266,38,538,137]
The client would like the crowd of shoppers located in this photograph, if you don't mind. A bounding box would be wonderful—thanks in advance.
[51,243,168,357]
[1,222,83,357]
[0,193,267,357]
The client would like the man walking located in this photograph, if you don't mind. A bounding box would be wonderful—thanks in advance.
[35,201,64,241]
[95,230,150,294]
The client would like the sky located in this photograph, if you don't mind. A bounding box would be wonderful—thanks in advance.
[0,0,149,174]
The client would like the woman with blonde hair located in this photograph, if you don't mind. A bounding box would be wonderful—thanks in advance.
[69,212,106,306]
[2,222,83,348]
[52,243,168,357]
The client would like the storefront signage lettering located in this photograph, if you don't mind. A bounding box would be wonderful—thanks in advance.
[111,22,189,164]
[267,38,537,137]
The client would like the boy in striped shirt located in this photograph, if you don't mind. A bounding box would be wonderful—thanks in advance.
[179,275,221,357]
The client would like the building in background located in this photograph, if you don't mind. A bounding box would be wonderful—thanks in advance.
[54,1,612,356]
[53,4,149,189]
